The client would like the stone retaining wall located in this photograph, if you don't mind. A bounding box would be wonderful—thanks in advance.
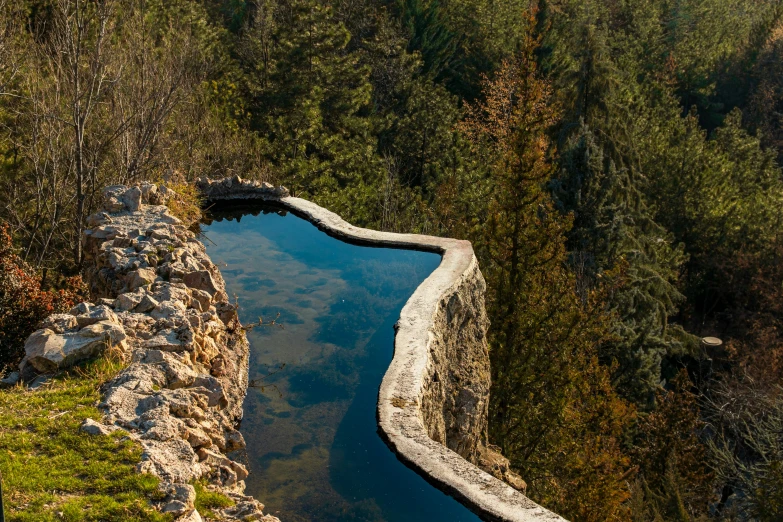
[18,176,568,521]
[19,183,278,522]
[198,177,567,522]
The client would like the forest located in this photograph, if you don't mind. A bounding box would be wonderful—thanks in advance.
[1,0,783,520]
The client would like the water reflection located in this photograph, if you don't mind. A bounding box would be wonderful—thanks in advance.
[201,204,481,522]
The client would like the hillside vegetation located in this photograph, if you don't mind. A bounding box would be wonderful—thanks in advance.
[2,0,783,520]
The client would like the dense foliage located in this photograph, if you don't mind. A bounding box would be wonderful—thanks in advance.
[2,0,783,520]
[0,225,83,368]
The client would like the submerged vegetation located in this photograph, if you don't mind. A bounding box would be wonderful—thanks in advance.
[1,0,783,520]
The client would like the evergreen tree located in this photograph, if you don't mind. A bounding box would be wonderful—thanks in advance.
[242,0,383,222]
[397,0,459,81]
[553,124,692,405]
[639,107,783,327]
[543,0,618,129]
[459,14,635,518]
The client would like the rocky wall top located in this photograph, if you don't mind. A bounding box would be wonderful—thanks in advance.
[18,183,278,522]
[198,176,568,522]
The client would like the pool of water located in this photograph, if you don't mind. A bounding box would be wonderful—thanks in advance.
[200,204,482,522]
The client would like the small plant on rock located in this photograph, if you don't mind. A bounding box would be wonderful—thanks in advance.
[161,180,204,225]
[192,479,234,519]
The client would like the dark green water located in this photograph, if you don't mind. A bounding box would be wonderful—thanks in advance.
[201,205,482,522]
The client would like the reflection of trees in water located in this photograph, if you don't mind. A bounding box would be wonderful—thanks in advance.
[202,209,447,522]
[314,258,434,349]
[280,487,385,522]
[286,349,362,407]
[199,204,288,227]
[321,499,385,521]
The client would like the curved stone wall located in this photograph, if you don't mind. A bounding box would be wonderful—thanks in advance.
[199,177,567,522]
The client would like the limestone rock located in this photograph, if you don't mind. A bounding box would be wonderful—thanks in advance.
[134,294,159,314]
[68,302,92,316]
[137,437,200,483]
[23,182,279,522]
[102,185,142,213]
[150,300,187,321]
[221,499,272,521]
[196,448,247,480]
[185,426,212,448]
[24,321,126,372]
[76,305,119,328]
[151,283,192,308]
[144,329,190,352]
[183,270,220,297]
[115,291,144,312]
[162,500,190,516]
[102,185,128,212]
[196,176,290,200]
[215,302,238,329]
[80,418,118,436]
[38,314,78,334]
[162,482,197,509]
[189,288,212,312]
[140,182,166,205]
[143,351,197,389]
[127,268,157,291]
[122,186,142,212]
[224,429,246,452]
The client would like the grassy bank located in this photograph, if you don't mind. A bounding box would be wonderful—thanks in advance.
[0,356,171,522]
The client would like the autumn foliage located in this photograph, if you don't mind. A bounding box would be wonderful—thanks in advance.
[453,18,636,520]
[0,224,84,370]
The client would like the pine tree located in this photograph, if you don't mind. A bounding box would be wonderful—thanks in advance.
[459,11,635,518]
[542,0,619,128]
[553,123,691,405]
[243,0,383,222]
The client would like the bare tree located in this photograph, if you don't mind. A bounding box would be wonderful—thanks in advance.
[52,0,118,266]
[109,0,203,183]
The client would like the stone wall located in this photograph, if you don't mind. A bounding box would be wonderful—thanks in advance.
[198,176,567,522]
[17,175,569,521]
[19,183,278,522]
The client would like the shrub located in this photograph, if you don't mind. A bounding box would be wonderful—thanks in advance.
[162,181,203,225]
[0,224,84,370]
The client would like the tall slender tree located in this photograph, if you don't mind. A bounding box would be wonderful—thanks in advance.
[553,123,691,405]
[459,11,634,518]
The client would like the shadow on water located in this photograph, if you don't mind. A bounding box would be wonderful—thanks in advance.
[201,203,481,522]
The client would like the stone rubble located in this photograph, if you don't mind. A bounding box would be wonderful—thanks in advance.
[18,182,279,522]
[196,176,290,201]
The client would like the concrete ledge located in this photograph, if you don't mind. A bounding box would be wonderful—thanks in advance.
[199,178,567,522]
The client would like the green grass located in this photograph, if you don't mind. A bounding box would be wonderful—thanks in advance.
[0,356,172,522]
[192,479,234,519]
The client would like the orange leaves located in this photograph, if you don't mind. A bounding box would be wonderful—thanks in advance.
[0,224,84,369]
[632,370,713,517]
[461,28,558,171]
[460,12,636,520]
